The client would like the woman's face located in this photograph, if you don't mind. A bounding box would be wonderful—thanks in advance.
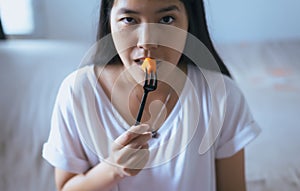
[110,0,188,83]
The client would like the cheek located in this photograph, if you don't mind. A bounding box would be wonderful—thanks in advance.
[170,49,183,62]
[111,25,124,53]
[111,28,135,66]
[156,25,187,57]
[161,47,183,65]
[118,49,132,66]
[111,23,139,54]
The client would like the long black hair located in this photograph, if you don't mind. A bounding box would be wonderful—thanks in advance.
[96,0,231,77]
[0,17,6,40]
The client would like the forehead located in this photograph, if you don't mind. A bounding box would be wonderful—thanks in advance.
[112,0,185,12]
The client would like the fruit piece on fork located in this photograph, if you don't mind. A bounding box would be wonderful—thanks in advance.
[141,58,156,74]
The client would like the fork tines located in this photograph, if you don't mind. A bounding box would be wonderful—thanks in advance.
[144,69,157,91]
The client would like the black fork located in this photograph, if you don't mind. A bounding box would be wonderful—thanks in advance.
[135,69,157,126]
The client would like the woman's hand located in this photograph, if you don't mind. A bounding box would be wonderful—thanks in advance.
[54,125,151,191]
[107,124,152,177]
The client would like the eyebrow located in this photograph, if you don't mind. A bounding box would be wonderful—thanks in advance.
[156,5,180,14]
[117,5,180,15]
[117,8,139,15]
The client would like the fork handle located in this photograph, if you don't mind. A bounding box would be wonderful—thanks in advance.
[135,90,149,125]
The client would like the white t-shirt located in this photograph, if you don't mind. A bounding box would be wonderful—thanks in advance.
[43,63,260,191]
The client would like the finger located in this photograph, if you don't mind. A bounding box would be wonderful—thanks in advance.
[116,143,150,170]
[112,141,150,169]
[115,133,151,162]
[113,140,149,167]
[125,133,151,150]
[128,124,151,134]
[114,124,151,148]
[141,143,149,149]
[124,147,150,170]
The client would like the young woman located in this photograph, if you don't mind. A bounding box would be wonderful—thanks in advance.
[43,0,260,190]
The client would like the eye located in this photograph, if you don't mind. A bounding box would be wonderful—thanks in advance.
[159,16,175,24]
[120,17,137,25]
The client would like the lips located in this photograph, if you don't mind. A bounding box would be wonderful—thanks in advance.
[134,57,151,65]
[134,58,161,69]
[133,58,144,65]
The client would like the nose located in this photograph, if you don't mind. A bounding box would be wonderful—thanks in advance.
[137,23,158,50]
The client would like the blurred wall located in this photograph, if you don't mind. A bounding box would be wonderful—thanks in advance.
[206,0,300,43]
[36,0,99,43]
[37,0,300,43]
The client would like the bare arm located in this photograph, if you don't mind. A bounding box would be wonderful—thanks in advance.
[55,124,151,191]
[55,162,122,191]
[215,149,246,191]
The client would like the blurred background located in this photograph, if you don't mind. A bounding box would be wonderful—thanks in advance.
[2,0,300,42]
[1,0,299,191]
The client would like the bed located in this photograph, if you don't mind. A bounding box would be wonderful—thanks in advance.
[1,39,299,191]
[0,40,90,191]
[216,41,300,191]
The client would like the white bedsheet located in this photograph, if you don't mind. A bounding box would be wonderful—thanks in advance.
[0,40,90,191]
[217,41,300,191]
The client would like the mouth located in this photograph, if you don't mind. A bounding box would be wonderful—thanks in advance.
[134,58,161,69]
[134,59,143,65]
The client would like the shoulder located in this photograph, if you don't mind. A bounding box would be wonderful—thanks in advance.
[55,65,95,107]
[188,64,242,99]
[60,65,94,90]
[58,65,95,95]
[188,65,249,125]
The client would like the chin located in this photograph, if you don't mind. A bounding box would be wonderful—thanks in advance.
[125,65,145,85]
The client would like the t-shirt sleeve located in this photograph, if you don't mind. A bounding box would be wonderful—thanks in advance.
[215,77,261,159]
[42,75,91,174]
